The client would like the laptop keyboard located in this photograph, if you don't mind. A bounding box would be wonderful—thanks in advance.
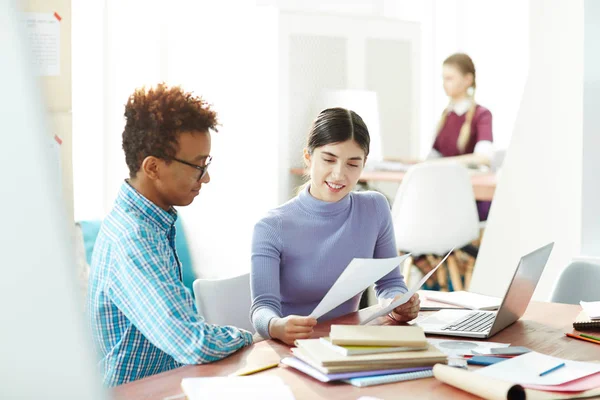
[441,312,495,333]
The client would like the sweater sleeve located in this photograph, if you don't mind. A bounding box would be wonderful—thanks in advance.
[249,213,283,339]
[371,192,408,299]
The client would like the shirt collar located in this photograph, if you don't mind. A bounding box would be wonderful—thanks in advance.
[116,180,177,232]
[447,98,473,116]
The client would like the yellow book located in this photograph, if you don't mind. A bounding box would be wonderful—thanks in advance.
[329,324,428,347]
[319,337,427,356]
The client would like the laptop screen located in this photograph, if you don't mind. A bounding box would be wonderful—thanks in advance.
[488,243,554,336]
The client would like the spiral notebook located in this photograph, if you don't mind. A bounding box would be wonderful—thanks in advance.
[343,369,434,387]
[573,311,600,330]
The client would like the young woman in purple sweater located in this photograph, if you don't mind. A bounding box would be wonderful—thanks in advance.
[250,108,420,345]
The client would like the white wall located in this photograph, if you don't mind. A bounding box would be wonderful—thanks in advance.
[73,2,280,278]
[168,3,280,278]
[469,0,584,300]
[278,12,421,202]
[3,2,104,397]
[72,0,531,279]
[383,0,529,155]
[257,0,529,158]
[451,1,529,151]
[581,0,600,257]
[23,0,74,220]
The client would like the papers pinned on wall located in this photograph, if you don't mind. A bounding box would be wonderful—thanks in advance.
[21,12,61,76]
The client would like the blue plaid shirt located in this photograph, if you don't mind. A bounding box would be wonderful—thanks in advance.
[87,182,253,387]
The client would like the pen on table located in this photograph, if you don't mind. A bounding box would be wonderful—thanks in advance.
[230,362,280,377]
[565,332,600,344]
[539,362,566,377]
[580,333,600,342]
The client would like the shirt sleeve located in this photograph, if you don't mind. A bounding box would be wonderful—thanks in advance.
[249,214,283,339]
[371,193,408,300]
[427,148,443,160]
[108,227,252,365]
[474,140,494,159]
[475,108,493,143]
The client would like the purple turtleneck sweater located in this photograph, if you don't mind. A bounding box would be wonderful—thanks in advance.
[250,186,408,338]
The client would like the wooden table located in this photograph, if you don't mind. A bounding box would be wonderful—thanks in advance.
[289,168,496,202]
[113,302,600,400]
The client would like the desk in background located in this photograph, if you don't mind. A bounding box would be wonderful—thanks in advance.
[113,302,599,400]
[289,168,496,202]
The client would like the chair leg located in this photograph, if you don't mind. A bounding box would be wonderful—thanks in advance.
[413,255,436,287]
[427,255,448,291]
[402,255,413,287]
[454,249,469,276]
[447,254,463,291]
[454,249,477,290]
[464,256,476,290]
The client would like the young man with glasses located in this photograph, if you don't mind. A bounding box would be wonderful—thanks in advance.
[87,84,252,387]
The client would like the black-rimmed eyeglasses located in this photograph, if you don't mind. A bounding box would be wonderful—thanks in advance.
[171,155,212,181]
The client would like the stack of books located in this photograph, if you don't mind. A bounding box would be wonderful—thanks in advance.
[282,325,447,387]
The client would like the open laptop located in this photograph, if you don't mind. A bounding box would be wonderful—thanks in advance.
[415,243,554,339]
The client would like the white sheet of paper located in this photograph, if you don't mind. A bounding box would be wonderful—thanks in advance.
[181,377,295,400]
[475,351,600,386]
[424,291,501,310]
[22,13,61,76]
[360,249,453,325]
[427,338,509,357]
[308,254,410,319]
[580,301,600,319]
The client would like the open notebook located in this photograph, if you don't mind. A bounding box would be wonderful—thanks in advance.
[422,290,501,311]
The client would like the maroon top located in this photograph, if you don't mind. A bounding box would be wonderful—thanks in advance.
[433,105,493,157]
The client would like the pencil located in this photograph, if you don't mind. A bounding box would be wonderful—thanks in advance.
[230,362,280,376]
[565,333,600,345]
[580,333,600,342]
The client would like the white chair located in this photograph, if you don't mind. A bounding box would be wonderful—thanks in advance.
[550,260,600,305]
[193,273,254,332]
[491,148,507,173]
[392,162,480,291]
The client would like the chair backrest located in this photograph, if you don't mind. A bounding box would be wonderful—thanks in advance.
[391,162,480,255]
[491,149,507,173]
[550,260,600,304]
[193,273,254,332]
